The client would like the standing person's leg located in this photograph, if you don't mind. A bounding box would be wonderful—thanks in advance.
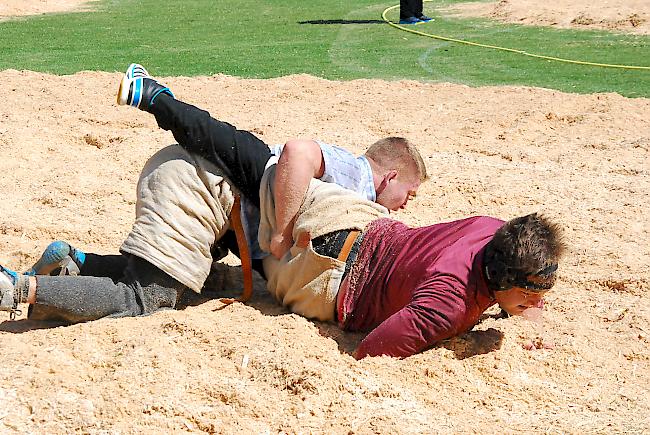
[415,0,424,18]
[400,0,419,20]
[414,0,432,21]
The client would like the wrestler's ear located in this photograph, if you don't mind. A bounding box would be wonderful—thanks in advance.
[386,170,398,181]
[377,170,398,195]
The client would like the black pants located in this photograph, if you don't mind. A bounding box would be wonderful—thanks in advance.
[81,252,129,280]
[150,93,272,208]
[400,0,423,20]
[29,254,186,323]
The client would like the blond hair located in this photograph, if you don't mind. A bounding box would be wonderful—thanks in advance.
[364,137,428,183]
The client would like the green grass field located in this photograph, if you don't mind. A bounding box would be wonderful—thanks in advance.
[0,0,648,97]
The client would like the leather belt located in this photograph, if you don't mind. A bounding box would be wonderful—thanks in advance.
[312,229,362,276]
[220,195,253,305]
[337,230,360,262]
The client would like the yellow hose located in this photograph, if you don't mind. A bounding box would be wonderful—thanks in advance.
[382,2,650,70]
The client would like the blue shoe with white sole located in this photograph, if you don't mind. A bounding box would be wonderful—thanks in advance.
[26,241,86,276]
[117,63,174,112]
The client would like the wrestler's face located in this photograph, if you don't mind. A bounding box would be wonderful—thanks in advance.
[494,287,547,316]
[376,176,420,211]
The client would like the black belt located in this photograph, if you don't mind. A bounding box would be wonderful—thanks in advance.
[312,230,363,278]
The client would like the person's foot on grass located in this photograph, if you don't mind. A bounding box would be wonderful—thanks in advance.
[399,16,422,25]
[417,15,434,22]
[117,63,174,112]
[25,241,86,276]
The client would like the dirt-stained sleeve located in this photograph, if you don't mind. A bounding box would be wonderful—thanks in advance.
[354,279,467,359]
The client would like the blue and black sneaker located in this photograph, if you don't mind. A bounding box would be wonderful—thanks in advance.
[0,265,26,318]
[117,63,174,112]
[26,241,86,276]
[417,15,434,22]
[399,16,422,25]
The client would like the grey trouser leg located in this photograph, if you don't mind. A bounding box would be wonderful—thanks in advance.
[28,255,186,324]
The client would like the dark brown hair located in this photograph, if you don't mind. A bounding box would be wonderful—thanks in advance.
[483,213,566,292]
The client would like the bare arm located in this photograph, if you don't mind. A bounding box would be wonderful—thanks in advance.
[271,139,325,259]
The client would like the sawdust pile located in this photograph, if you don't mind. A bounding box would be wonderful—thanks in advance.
[445,0,650,34]
[0,69,648,433]
[0,0,91,21]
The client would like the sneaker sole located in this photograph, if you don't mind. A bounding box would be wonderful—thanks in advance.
[117,74,130,106]
[30,241,71,276]
[117,63,150,106]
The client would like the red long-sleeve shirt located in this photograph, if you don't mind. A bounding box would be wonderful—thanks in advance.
[339,216,504,359]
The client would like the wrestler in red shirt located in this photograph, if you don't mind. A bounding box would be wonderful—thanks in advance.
[338,214,564,359]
